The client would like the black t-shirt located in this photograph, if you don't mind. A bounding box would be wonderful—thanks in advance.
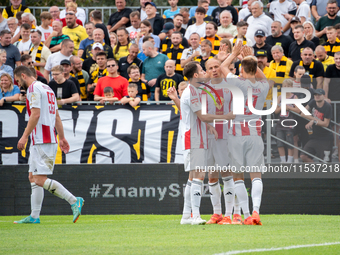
[82,43,114,60]
[95,23,110,46]
[48,79,78,99]
[69,77,81,95]
[155,73,184,101]
[289,60,324,89]
[129,79,151,100]
[187,15,214,26]
[311,36,320,47]
[307,99,332,139]
[325,64,340,101]
[107,8,132,32]
[118,56,143,80]
[83,58,97,74]
[265,34,294,57]
[288,39,316,62]
[37,75,47,84]
[253,43,273,63]
[211,6,238,26]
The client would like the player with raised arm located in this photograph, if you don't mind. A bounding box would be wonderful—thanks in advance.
[219,42,269,225]
[13,66,84,224]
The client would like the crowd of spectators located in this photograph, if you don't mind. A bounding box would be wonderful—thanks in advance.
[1,0,340,161]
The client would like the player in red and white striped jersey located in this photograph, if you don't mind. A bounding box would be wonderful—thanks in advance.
[13,66,84,224]
[220,42,269,225]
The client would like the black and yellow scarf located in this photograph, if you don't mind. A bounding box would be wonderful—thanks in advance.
[202,35,221,55]
[70,71,86,100]
[232,36,247,46]
[299,60,314,81]
[275,56,289,78]
[30,42,44,71]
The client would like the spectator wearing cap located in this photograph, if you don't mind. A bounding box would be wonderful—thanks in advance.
[184,7,207,40]
[161,22,189,52]
[48,64,79,105]
[59,0,86,25]
[164,32,185,75]
[82,42,104,75]
[89,10,110,46]
[288,16,301,40]
[88,51,108,100]
[29,29,51,74]
[60,59,81,100]
[253,29,273,63]
[211,0,238,26]
[2,0,30,19]
[230,21,253,47]
[81,29,114,60]
[266,21,293,57]
[187,0,214,27]
[315,45,335,72]
[217,10,237,39]
[245,1,272,45]
[118,43,142,80]
[107,0,132,33]
[62,11,88,56]
[145,2,164,36]
[300,88,333,163]
[288,25,315,62]
[44,20,70,53]
[315,0,340,42]
[44,39,74,82]
[200,21,221,55]
[322,26,340,57]
[269,0,297,36]
[289,47,324,89]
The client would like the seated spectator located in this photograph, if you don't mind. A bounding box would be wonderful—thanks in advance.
[13,24,31,55]
[288,25,315,62]
[266,21,293,57]
[60,2,83,27]
[164,32,186,75]
[37,12,53,42]
[29,29,51,74]
[107,0,132,33]
[137,35,154,61]
[126,11,141,44]
[155,60,184,101]
[120,83,141,107]
[89,51,108,100]
[0,72,19,106]
[113,27,132,61]
[44,39,74,82]
[98,86,119,104]
[180,8,190,29]
[60,0,86,25]
[315,45,335,72]
[110,32,118,50]
[238,0,253,22]
[163,0,180,19]
[253,29,273,63]
[322,26,340,57]
[217,10,237,39]
[49,6,60,22]
[62,11,87,56]
[303,21,320,47]
[48,65,79,105]
[2,0,30,19]
[118,44,142,80]
[161,23,189,53]
[145,2,164,35]
[194,39,214,71]
[70,55,90,100]
[292,65,306,88]
[60,59,81,100]
[0,8,9,32]
[83,43,104,74]
[212,0,238,26]
[0,49,14,81]
[187,0,214,27]
[201,21,221,55]
[20,54,44,79]
[89,10,110,46]
[7,17,18,37]
[44,20,70,53]
[315,0,340,42]
[181,33,202,68]
[136,20,160,51]
[82,29,114,60]
[287,16,301,40]
[127,64,150,101]
[269,45,293,87]
[173,14,186,35]
[230,21,253,46]
[78,22,95,58]
[0,30,21,70]
[184,7,207,40]
[94,58,128,101]
[11,12,35,44]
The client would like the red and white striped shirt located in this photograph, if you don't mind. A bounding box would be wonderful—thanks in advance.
[27,81,58,145]
[180,84,208,150]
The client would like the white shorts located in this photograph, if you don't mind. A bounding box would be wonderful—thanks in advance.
[228,136,264,173]
[207,138,229,168]
[28,143,58,175]
[183,149,207,172]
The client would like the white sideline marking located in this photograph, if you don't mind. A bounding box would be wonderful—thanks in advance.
[214,242,340,255]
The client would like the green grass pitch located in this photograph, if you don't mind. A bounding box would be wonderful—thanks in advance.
[1,215,340,255]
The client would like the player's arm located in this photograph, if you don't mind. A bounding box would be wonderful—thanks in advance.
[55,110,70,154]
[17,108,40,151]
[196,110,235,123]
[167,86,180,110]
[220,42,242,78]
[207,123,218,140]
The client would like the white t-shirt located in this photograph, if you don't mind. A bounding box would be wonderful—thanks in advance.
[181,47,202,60]
[269,0,296,35]
[184,22,206,41]
[180,84,208,150]
[14,39,32,53]
[60,7,86,25]
[37,25,53,42]
[27,81,58,145]
[296,1,311,22]
[245,13,273,46]
[226,73,269,137]
[140,9,147,21]
[126,26,141,43]
[45,52,71,72]
[238,8,251,22]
